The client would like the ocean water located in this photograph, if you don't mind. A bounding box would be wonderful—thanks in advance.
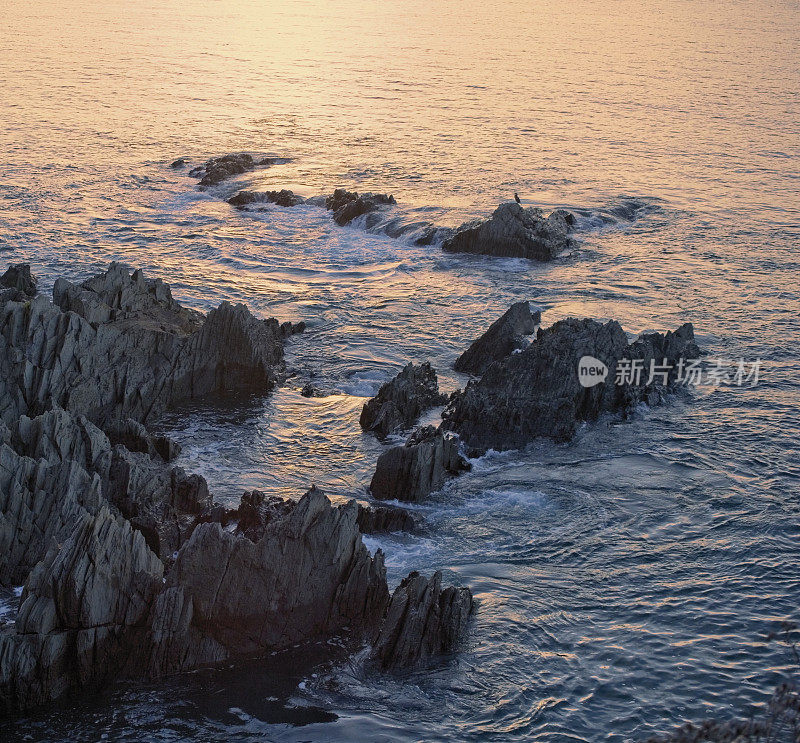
[1,0,799,740]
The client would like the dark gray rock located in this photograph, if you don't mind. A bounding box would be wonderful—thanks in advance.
[357,503,418,534]
[325,189,396,227]
[0,506,164,713]
[370,426,469,503]
[104,417,181,462]
[169,158,187,169]
[443,318,701,452]
[152,486,389,667]
[230,489,295,542]
[454,301,541,375]
[369,570,474,671]
[0,487,391,713]
[1,263,287,430]
[189,153,273,187]
[360,362,447,438]
[228,189,305,208]
[442,202,575,261]
[0,264,37,297]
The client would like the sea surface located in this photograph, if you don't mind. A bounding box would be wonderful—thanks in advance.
[1,0,799,740]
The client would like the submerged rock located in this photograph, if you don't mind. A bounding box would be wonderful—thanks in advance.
[325,189,396,227]
[370,570,474,671]
[454,300,541,375]
[228,189,305,208]
[370,426,469,503]
[360,362,448,438]
[443,318,701,452]
[188,153,274,187]
[169,158,187,169]
[0,264,37,298]
[442,202,575,261]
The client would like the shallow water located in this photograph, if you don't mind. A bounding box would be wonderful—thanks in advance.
[1,0,799,740]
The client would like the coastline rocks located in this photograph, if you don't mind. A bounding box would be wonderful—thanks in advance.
[152,486,389,667]
[0,264,37,298]
[53,262,204,332]
[370,426,469,503]
[442,202,575,261]
[356,503,418,534]
[1,263,287,429]
[370,570,474,671]
[0,506,164,712]
[360,362,447,438]
[188,153,273,187]
[443,318,701,452]
[0,488,392,712]
[454,301,541,375]
[228,190,305,209]
[325,189,397,227]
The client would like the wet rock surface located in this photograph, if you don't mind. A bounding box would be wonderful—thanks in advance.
[325,189,397,227]
[443,318,701,452]
[370,426,469,503]
[454,300,541,375]
[370,570,474,671]
[442,202,575,261]
[357,503,419,534]
[228,189,306,208]
[188,153,274,187]
[360,362,448,438]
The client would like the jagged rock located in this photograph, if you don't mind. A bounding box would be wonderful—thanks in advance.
[369,570,474,670]
[152,487,389,667]
[231,489,295,542]
[53,261,204,332]
[442,202,575,261]
[325,189,396,227]
[228,189,305,208]
[188,153,273,187]
[360,362,448,438]
[0,443,104,586]
[0,506,164,713]
[454,301,541,375]
[0,264,37,297]
[1,263,287,429]
[104,417,181,462]
[0,488,393,713]
[357,503,418,534]
[443,319,701,452]
[370,426,469,503]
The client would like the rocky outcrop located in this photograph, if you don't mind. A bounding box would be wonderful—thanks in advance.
[370,571,474,671]
[0,264,37,298]
[454,301,540,375]
[0,506,164,713]
[370,426,469,503]
[228,190,305,208]
[357,503,418,534]
[188,153,274,187]
[442,202,575,261]
[443,319,701,452]
[0,488,391,713]
[1,263,287,430]
[325,189,397,227]
[0,263,476,713]
[360,362,448,438]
